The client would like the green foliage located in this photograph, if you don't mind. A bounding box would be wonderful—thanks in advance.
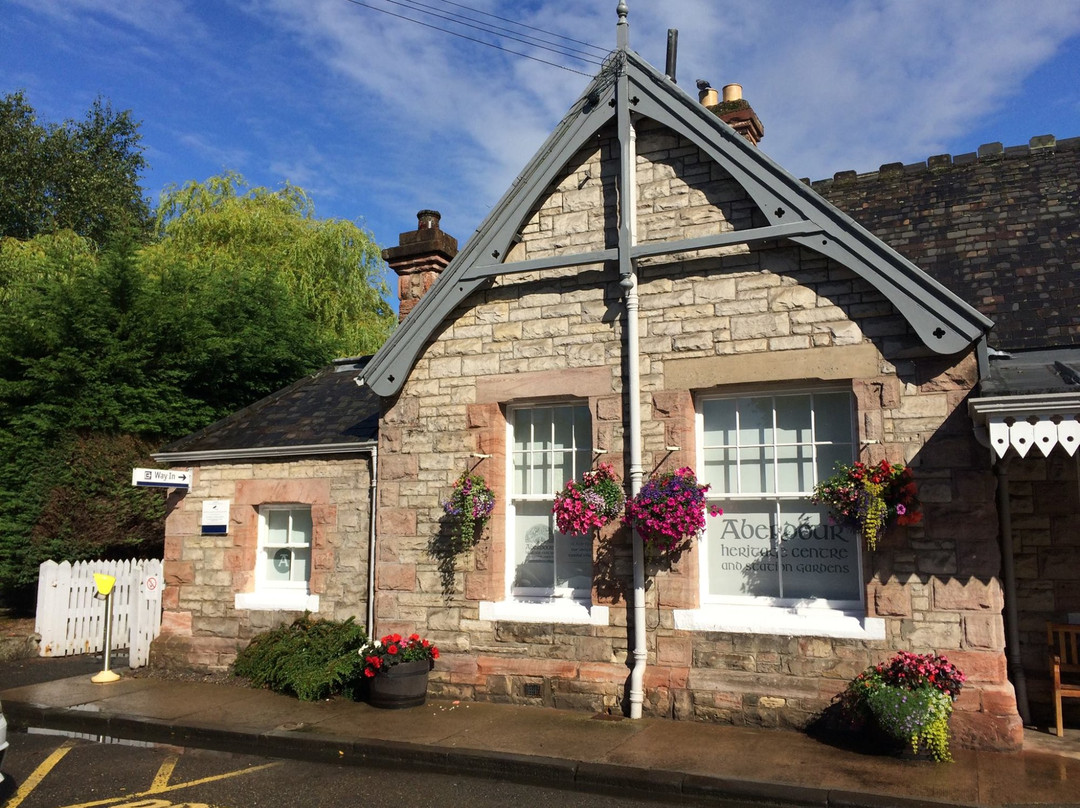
[867,685,953,762]
[0,91,151,244]
[0,173,395,608]
[232,615,370,701]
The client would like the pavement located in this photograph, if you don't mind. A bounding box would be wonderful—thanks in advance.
[2,667,1080,808]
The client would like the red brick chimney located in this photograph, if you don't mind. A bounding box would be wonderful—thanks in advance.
[382,210,458,322]
[697,81,764,146]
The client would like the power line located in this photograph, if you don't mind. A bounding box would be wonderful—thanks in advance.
[435,0,609,56]
[340,0,604,76]
[399,0,605,63]
[381,0,604,64]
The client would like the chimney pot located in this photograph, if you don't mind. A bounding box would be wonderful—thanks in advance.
[722,83,743,103]
[417,209,441,230]
[382,209,458,323]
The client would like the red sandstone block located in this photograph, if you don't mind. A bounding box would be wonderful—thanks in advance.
[657,636,692,666]
[379,454,418,481]
[377,508,417,537]
[160,610,193,636]
[652,390,693,420]
[980,682,1020,716]
[947,649,1007,683]
[871,583,911,617]
[377,563,417,591]
[951,710,1023,752]
[963,614,1005,650]
[576,663,623,684]
[476,656,577,678]
[161,586,179,610]
[235,479,331,506]
[164,561,195,586]
[932,578,1002,611]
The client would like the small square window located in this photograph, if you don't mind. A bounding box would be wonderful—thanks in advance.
[259,506,312,590]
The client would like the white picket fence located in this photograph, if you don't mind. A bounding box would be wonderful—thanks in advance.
[36,559,163,668]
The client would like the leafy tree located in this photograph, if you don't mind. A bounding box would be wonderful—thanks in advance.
[0,175,395,608]
[0,91,151,244]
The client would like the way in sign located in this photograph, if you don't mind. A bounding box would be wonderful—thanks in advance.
[131,468,191,489]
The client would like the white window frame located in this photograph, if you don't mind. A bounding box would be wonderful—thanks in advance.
[674,388,883,640]
[234,504,319,613]
[480,402,609,626]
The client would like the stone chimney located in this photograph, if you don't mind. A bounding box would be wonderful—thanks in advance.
[697,81,765,146]
[382,210,458,322]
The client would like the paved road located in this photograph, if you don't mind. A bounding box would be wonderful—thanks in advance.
[1,732,747,808]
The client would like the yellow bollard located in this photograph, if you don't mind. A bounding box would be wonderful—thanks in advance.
[91,573,121,684]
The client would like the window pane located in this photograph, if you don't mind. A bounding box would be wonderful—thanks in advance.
[553,406,574,450]
[290,548,310,583]
[290,509,312,545]
[706,501,780,597]
[702,398,736,446]
[556,531,593,590]
[512,451,529,495]
[775,395,812,444]
[533,408,552,452]
[739,446,775,494]
[513,410,532,453]
[814,393,853,444]
[737,397,772,445]
[703,447,737,493]
[776,503,859,601]
[266,510,289,545]
[776,445,813,493]
[266,548,292,582]
[552,450,574,493]
[816,445,851,484]
[513,501,555,590]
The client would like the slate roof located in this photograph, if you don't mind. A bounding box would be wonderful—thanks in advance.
[154,357,379,459]
[981,348,1080,397]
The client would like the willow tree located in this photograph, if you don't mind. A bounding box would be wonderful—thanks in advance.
[0,175,395,608]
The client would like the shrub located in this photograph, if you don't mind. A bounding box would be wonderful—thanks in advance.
[232,614,369,701]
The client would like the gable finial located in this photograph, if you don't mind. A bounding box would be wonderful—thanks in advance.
[617,1,629,48]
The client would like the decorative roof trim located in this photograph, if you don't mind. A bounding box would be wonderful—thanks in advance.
[153,441,377,464]
[360,47,991,398]
[969,394,1080,459]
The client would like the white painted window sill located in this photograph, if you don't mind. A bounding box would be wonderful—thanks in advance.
[673,606,884,640]
[234,591,319,612]
[479,599,609,626]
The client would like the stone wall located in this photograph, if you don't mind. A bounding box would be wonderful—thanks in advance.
[814,135,1080,352]
[151,454,373,671]
[373,119,1021,748]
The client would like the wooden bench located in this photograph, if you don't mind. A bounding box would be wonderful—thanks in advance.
[1048,622,1080,737]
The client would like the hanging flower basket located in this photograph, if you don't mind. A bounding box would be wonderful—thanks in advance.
[623,466,720,556]
[442,472,495,552]
[811,459,921,550]
[552,463,626,536]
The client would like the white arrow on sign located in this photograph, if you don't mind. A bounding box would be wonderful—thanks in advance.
[131,468,192,489]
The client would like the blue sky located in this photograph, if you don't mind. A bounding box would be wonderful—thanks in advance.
[5,0,1080,301]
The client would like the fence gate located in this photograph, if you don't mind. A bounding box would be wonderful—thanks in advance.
[36,559,163,668]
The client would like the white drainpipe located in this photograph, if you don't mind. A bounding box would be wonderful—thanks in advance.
[366,446,379,636]
[614,6,647,717]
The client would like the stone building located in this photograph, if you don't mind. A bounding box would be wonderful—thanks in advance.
[152,8,1079,750]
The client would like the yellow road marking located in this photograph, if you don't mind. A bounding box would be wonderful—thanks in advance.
[58,761,282,808]
[4,739,77,808]
[148,755,180,792]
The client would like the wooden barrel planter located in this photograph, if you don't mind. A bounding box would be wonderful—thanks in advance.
[367,659,430,709]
